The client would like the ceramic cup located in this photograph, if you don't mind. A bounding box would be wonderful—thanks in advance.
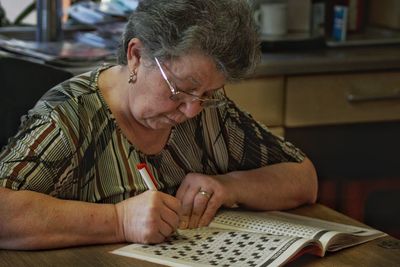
[255,2,288,36]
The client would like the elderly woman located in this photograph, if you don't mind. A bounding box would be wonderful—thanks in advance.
[0,0,317,249]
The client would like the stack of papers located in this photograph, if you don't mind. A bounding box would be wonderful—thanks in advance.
[0,38,114,67]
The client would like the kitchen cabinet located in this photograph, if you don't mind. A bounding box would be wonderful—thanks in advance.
[285,71,400,127]
[285,70,400,237]
[226,65,400,238]
[225,76,285,137]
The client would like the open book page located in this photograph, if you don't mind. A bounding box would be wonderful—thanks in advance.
[112,227,321,267]
[111,209,385,266]
[268,212,386,252]
[211,210,386,254]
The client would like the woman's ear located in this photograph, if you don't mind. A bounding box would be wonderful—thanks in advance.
[126,38,143,72]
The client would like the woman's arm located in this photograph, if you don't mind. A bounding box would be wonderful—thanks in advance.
[223,157,318,210]
[0,187,121,250]
[0,187,181,250]
[176,157,318,229]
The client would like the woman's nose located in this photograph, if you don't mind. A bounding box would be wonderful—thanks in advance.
[178,100,203,118]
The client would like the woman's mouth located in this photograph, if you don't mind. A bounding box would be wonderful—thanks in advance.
[165,114,186,125]
[164,116,179,125]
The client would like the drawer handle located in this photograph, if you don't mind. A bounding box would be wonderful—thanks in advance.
[347,90,400,102]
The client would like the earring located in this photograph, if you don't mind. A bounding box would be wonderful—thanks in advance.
[128,69,137,84]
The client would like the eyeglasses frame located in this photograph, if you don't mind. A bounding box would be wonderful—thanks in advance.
[154,57,227,108]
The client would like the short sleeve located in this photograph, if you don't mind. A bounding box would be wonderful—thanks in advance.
[202,99,305,172]
[0,112,73,194]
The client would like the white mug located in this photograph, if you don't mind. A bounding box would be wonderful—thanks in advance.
[255,2,288,36]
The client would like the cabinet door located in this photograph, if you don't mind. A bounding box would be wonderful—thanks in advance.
[285,71,400,127]
[225,77,284,127]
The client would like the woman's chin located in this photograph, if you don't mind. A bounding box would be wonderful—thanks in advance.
[145,119,176,130]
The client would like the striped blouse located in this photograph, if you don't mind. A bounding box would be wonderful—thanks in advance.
[0,64,305,203]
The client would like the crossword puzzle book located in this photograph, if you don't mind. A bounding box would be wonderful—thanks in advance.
[112,210,385,267]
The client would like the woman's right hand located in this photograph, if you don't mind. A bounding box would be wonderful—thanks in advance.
[115,191,182,244]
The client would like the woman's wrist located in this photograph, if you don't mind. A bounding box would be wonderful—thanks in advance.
[215,173,241,208]
[113,203,126,243]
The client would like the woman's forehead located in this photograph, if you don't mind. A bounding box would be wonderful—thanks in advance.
[166,54,225,86]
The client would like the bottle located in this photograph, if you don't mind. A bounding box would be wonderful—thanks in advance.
[311,0,326,37]
[331,0,349,41]
[36,0,63,42]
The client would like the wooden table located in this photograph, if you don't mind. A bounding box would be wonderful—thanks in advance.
[0,204,399,267]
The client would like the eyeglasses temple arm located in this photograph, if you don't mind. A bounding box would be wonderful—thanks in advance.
[154,57,177,94]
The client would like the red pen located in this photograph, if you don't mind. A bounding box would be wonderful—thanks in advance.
[136,163,158,190]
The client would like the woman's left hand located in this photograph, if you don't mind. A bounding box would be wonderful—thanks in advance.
[175,173,237,229]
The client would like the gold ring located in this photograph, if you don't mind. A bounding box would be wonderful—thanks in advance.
[198,190,212,199]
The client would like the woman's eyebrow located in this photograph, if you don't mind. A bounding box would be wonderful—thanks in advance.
[187,76,200,86]
[166,64,223,91]
[164,63,199,86]
[186,76,226,91]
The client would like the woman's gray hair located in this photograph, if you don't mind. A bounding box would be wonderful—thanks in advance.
[117,0,260,81]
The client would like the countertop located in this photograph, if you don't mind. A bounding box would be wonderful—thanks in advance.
[254,44,400,77]
[1,35,400,77]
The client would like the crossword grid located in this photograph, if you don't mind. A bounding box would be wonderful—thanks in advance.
[213,211,322,238]
[132,227,299,267]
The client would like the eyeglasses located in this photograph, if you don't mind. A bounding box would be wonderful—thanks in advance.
[154,57,228,108]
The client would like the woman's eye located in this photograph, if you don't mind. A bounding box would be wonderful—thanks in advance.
[186,88,197,94]
[179,87,197,94]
